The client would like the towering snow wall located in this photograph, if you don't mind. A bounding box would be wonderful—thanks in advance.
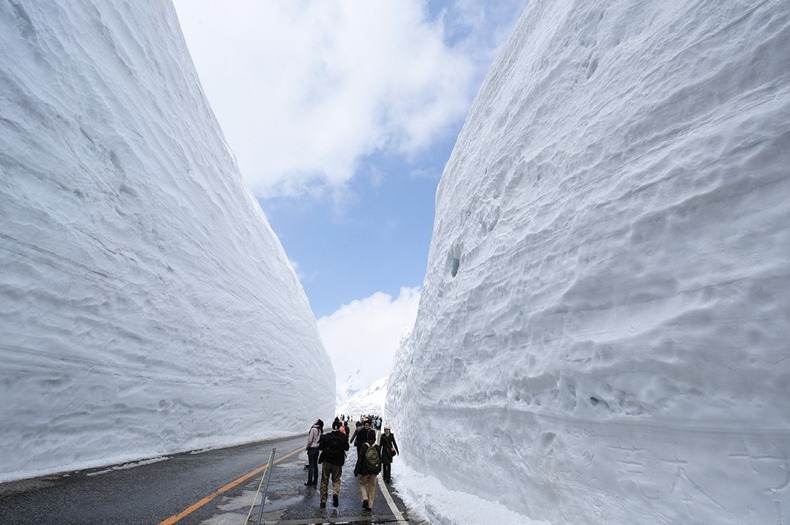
[0,1,335,482]
[388,1,790,523]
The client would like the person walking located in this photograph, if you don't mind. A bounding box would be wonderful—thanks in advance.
[305,419,323,487]
[333,416,346,436]
[352,419,376,453]
[318,420,349,508]
[379,426,399,483]
[354,435,381,511]
[349,419,363,446]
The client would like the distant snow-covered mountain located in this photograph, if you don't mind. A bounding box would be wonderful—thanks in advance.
[336,376,388,419]
[336,369,363,405]
[317,288,419,407]
[388,0,790,524]
[0,0,334,482]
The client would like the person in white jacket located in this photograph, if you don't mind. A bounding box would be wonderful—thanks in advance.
[305,419,323,487]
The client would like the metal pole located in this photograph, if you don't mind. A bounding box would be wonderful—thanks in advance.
[255,448,277,525]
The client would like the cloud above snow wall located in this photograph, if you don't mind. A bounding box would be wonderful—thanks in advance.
[0,1,334,481]
[388,1,790,523]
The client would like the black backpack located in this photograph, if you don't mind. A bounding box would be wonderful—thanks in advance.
[319,431,348,465]
[325,433,345,452]
[318,432,346,453]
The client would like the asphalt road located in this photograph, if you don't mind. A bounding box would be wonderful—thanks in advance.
[0,434,427,525]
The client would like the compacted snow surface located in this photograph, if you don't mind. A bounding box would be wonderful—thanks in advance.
[388,1,790,524]
[0,1,334,482]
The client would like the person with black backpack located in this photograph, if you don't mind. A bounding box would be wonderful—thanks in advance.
[318,420,349,508]
[353,435,381,511]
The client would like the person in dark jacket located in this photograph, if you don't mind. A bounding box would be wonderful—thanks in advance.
[352,419,376,452]
[333,416,346,437]
[305,419,323,487]
[379,426,399,482]
[318,420,349,508]
[348,419,363,446]
[353,436,381,511]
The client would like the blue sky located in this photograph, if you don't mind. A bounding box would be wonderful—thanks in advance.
[172,0,529,395]
[261,152,441,318]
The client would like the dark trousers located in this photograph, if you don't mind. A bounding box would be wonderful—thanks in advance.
[307,447,320,485]
[382,461,392,481]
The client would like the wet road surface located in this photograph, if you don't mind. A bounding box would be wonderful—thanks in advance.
[180,435,428,524]
[0,434,429,524]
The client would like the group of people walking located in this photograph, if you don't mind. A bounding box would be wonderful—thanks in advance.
[305,416,399,511]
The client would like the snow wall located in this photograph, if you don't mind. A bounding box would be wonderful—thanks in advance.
[388,1,790,524]
[0,1,335,482]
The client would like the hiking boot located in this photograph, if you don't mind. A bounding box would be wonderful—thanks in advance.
[362,499,370,510]
[332,494,339,507]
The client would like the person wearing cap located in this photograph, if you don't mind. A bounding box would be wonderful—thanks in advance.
[305,419,323,487]
[379,426,399,483]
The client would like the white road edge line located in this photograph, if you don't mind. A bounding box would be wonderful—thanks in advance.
[379,477,408,523]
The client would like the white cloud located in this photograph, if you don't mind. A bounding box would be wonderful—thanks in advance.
[173,1,479,197]
[317,287,420,398]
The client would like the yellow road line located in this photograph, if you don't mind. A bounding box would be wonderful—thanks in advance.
[158,446,304,525]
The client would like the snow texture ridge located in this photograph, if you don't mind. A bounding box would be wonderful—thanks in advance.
[0,1,334,482]
[388,0,790,524]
